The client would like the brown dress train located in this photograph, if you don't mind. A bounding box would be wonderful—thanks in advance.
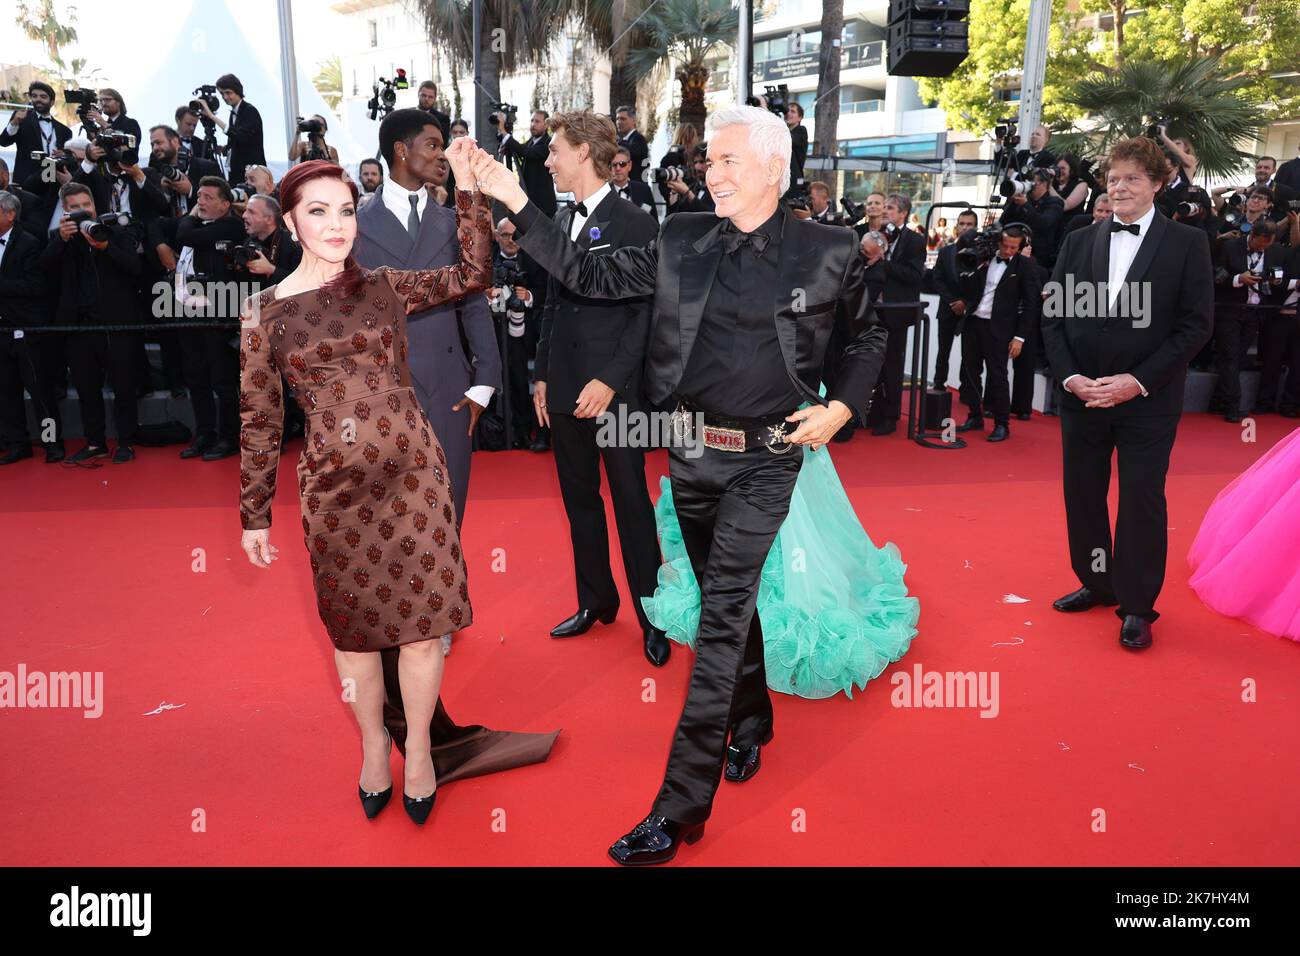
[238,188,558,781]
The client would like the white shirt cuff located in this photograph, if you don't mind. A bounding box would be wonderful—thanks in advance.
[81,158,95,174]
[465,385,495,408]
[5,121,19,135]
[1013,336,1025,343]
[1134,378,1148,397]
[519,289,534,308]
[1062,374,1079,392]
[1232,275,1244,288]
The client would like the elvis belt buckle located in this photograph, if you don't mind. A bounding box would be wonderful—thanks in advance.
[681,406,792,454]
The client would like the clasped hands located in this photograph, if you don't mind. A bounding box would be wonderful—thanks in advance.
[1069,373,1143,408]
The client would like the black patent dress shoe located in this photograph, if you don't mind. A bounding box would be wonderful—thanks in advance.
[1013,412,1033,421]
[180,432,217,459]
[45,444,66,464]
[1119,615,1153,650]
[608,814,706,866]
[955,416,984,433]
[725,744,762,783]
[550,607,616,638]
[643,626,670,666]
[201,438,238,461]
[1052,587,1119,613]
[0,445,33,465]
[869,420,896,436]
[403,788,437,825]
[68,444,109,464]
[987,424,1010,442]
[358,727,394,820]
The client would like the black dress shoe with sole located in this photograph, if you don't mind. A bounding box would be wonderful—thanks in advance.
[608,814,706,866]
[68,444,109,464]
[180,432,217,459]
[45,445,66,463]
[1119,615,1153,650]
[1013,412,1033,421]
[643,626,671,666]
[112,444,135,464]
[1052,587,1119,613]
[201,439,238,461]
[955,417,985,433]
[550,607,617,638]
[724,729,773,783]
[987,424,1010,442]
[0,445,33,465]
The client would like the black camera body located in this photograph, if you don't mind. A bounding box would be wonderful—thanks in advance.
[191,85,220,115]
[368,78,400,121]
[68,209,136,242]
[488,101,518,135]
[64,87,97,107]
[746,84,789,117]
[229,181,258,204]
[297,116,325,136]
[29,149,77,176]
[840,196,866,224]
[649,165,687,185]
[956,224,1006,277]
[215,237,266,271]
[492,260,527,312]
[786,193,811,211]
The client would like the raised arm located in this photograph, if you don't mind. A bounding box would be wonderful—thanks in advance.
[238,296,284,531]
[380,188,493,315]
[470,145,659,300]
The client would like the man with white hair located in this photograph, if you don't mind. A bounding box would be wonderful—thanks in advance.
[471,104,887,865]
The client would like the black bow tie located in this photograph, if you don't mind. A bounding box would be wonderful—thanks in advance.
[720,220,771,255]
[1110,221,1141,235]
[995,256,1012,265]
[566,199,588,217]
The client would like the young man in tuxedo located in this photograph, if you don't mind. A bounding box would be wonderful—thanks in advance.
[610,146,657,221]
[953,223,1042,441]
[931,209,984,403]
[614,106,649,182]
[1041,136,1214,650]
[84,89,142,168]
[196,74,266,185]
[1217,219,1288,420]
[864,192,926,435]
[0,82,72,183]
[498,109,556,217]
[174,106,212,162]
[521,110,668,666]
[415,80,452,147]
[472,104,886,865]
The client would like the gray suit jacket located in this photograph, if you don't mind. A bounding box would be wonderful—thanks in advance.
[355,185,502,525]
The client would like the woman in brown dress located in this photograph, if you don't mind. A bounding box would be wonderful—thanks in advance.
[237,149,555,825]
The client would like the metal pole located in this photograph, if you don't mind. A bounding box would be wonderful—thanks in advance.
[737,0,753,105]
[472,0,484,150]
[277,0,301,161]
[1017,0,1051,152]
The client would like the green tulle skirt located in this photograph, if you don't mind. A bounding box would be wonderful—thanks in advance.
[640,442,920,700]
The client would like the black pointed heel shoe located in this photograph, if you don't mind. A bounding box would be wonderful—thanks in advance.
[358,727,393,820]
[403,788,437,825]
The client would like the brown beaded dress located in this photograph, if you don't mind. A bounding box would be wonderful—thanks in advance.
[238,189,558,781]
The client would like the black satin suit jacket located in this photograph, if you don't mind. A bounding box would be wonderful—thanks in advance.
[508,200,888,420]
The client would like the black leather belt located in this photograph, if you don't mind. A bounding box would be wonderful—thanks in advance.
[672,400,796,454]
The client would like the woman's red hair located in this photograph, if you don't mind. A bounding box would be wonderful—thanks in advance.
[278,159,367,299]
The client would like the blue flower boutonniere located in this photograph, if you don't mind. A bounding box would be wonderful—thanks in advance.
[588,226,601,241]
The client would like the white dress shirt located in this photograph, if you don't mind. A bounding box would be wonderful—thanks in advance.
[1063,204,1156,398]
[567,181,612,241]
[0,225,12,269]
[1231,249,1267,306]
[972,256,1027,344]
[379,180,493,409]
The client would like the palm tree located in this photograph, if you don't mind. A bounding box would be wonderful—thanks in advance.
[16,0,78,73]
[1050,57,1266,180]
[565,0,648,113]
[313,56,343,112]
[415,0,571,149]
[623,0,739,136]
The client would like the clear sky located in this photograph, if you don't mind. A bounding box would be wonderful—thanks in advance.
[1,0,351,87]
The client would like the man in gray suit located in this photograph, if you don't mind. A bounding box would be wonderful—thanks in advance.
[355,108,502,654]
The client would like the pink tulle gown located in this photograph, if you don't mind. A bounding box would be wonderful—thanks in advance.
[1187,426,1300,641]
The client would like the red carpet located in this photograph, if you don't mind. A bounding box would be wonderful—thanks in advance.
[2,411,1297,866]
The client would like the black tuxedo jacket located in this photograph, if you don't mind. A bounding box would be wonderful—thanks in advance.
[878,225,927,327]
[0,227,47,328]
[501,133,556,216]
[1043,210,1214,417]
[76,166,170,223]
[510,200,887,420]
[0,111,72,182]
[1219,237,1290,307]
[535,189,658,414]
[612,180,658,221]
[959,254,1044,342]
[178,132,212,162]
[618,129,649,182]
[931,240,965,323]
[1276,157,1300,194]
[8,184,52,245]
[226,101,267,184]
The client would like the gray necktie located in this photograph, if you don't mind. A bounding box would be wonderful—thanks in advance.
[407,194,420,238]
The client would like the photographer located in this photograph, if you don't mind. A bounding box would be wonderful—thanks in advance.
[1212,156,1298,223]
[785,102,808,200]
[999,167,1064,269]
[1,81,72,182]
[864,193,927,436]
[358,157,384,194]
[241,165,277,203]
[76,138,169,224]
[655,123,700,204]
[1218,186,1300,247]
[1259,242,1300,416]
[1015,125,1057,174]
[80,89,142,169]
[40,182,145,463]
[614,105,649,182]
[416,80,452,146]
[288,114,339,165]
[148,125,220,217]
[174,105,212,161]
[791,181,842,225]
[1215,218,1287,422]
[0,189,65,464]
[930,208,981,403]
[490,216,549,450]
[610,146,657,220]
[240,193,301,286]
[663,143,713,216]
[173,176,247,461]
[1169,185,1220,244]
[196,74,266,185]
[497,109,556,217]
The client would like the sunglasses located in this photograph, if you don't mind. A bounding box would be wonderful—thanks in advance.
[612,160,630,168]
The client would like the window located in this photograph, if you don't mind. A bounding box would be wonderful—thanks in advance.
[352,69,357,95]
[368,20,377,48]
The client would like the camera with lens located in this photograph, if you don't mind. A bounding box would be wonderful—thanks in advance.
[190,85,220,115]
[786,193,811,212]
[91,129,137,168]
[955,224,1008,277]
[64,87,97,109]
[746,84,789,117]
[492,260,528,313]
[488,101,518,135]
[215,237,266,271]
[230,182,258,204]
[159,151,192,183]
[67,209,136,243]
[29,149,77,176]
[649,165,687,186]
[840,196,866,224]
[297,116,325,136]
[368,78,401,121]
